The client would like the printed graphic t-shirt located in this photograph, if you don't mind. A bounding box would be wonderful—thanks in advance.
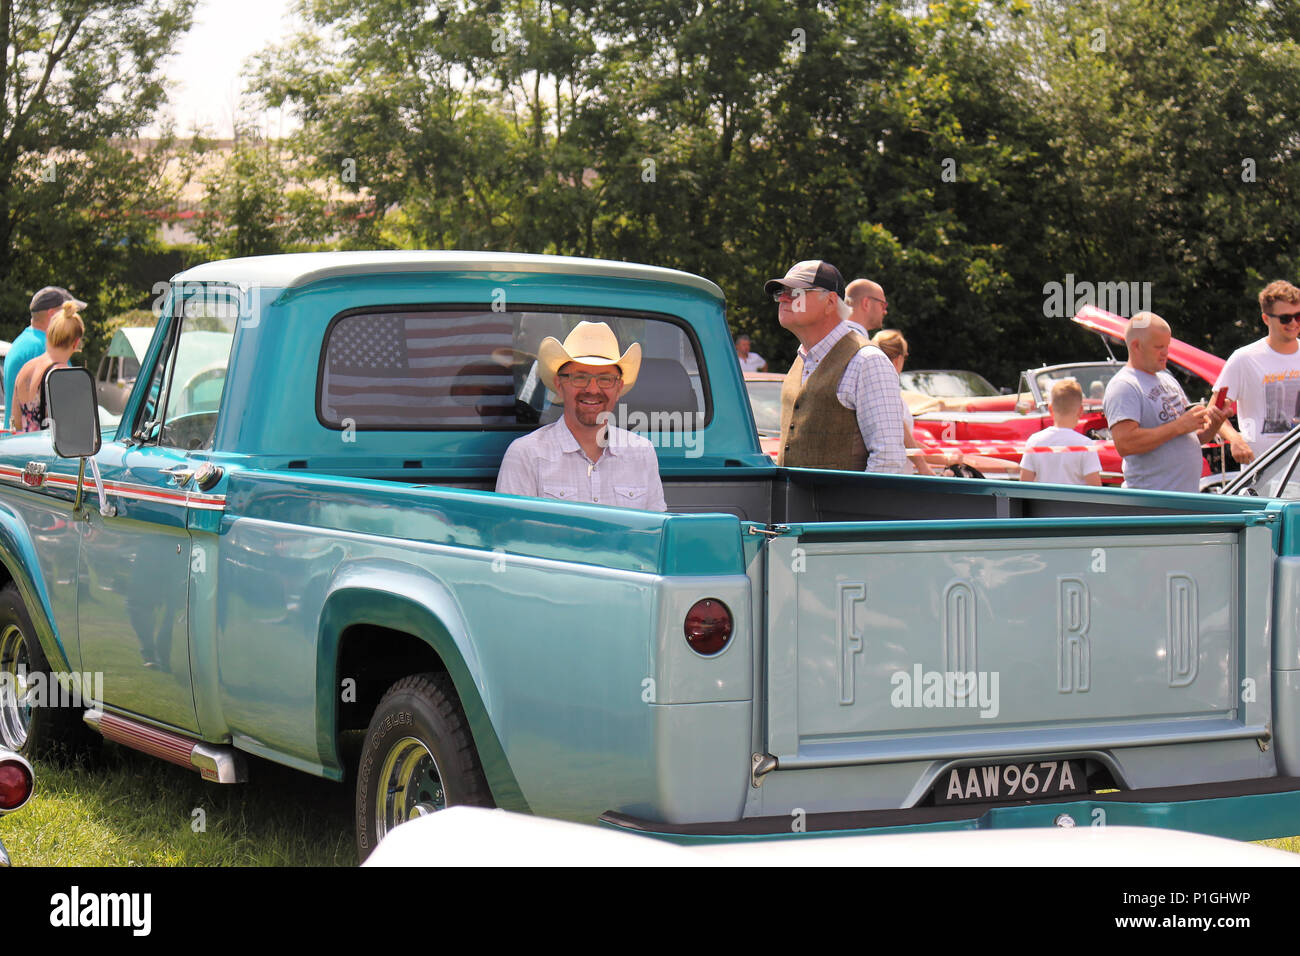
[1103,366,1202,493]
[1213,338,1300,457]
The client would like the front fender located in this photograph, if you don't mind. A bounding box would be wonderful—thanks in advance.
[316,558,529,812]
[0,500,72,672]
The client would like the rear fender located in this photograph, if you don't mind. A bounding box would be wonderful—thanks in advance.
[316,558,528,812]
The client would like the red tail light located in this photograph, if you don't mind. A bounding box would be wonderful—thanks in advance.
[0,755,33,813]
[684,599,733,656]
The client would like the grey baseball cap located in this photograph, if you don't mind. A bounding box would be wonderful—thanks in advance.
[764,260,846,298]
[29,286,86,313]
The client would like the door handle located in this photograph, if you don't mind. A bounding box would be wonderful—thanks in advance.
[162,464,193,488]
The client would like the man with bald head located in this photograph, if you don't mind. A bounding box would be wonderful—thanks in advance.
[845,279,888,334]
[1102,311,1227,492]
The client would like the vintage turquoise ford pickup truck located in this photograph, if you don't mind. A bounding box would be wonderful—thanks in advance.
[0,251,1297,860]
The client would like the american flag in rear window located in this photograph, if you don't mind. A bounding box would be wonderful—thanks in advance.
[320,311,518,427]
[318,308,707,430]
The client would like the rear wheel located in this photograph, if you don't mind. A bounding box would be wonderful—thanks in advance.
[0,582,97,760]
[354,672,493,862]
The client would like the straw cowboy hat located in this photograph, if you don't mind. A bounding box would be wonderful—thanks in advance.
[538,321,642,398]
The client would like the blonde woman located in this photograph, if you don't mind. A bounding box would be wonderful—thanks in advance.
[10,301,84,432]
[871,329,951,476]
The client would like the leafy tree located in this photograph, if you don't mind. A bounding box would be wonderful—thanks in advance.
[195,132,330,259]
[1019,0,1300,357]
[0,0,198,338]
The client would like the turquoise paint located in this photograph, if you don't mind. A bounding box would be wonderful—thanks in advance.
[0,502,72,671]
[317,582,529,811]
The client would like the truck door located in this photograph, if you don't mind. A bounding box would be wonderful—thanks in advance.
[77,289,236,734]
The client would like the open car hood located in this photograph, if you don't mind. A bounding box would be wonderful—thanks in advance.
[1072,306,1224,386]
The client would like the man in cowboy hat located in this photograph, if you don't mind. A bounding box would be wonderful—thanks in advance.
[496,321,666,511]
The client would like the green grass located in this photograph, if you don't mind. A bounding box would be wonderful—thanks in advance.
[6,742,1300,865]
[3,743,356,866]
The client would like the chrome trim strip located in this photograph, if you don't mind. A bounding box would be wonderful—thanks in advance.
[775,718,1267,770]
[0,465,226,510]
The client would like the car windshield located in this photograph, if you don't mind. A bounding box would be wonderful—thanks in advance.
[1033,365,1122,405]
[746,380,782,434]
[899,370,999,397]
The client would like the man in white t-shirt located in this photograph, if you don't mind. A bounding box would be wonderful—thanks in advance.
[734,334,767,372]
[1019,378,1102,486]
[1214,280,1300,464]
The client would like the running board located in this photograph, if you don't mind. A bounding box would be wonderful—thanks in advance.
[83,708,247,783]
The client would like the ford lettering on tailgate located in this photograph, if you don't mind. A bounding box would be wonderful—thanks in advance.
[766,531,1243,764]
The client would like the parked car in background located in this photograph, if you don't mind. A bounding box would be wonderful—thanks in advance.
[95,327,151,416]
[743,371,783,459]
[0,749,34,866]
[1207,423,1300,498]
[899,369,1007,412]
[910,307,1224,484]
[747,370,1019,479]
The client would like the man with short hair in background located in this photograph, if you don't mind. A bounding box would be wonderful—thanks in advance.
[768,260,906,473]
[845,278,888,335]
[1020,378,1102,486]
[1103,311,1227,493]
[734,334,767,372]
[5,286,85,420]
[1212,280,1300,465]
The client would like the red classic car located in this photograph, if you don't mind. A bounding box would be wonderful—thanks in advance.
[745,370,1021,479]
[910,307,1225,484]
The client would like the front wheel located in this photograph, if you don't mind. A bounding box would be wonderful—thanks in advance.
[354,672,493,862]
[0,582,97,760]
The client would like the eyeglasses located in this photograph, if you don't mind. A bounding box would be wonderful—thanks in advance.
[868,296,888,307]
[557,372,621,389]
[1268,312,1300,326]
[771,288,824,303]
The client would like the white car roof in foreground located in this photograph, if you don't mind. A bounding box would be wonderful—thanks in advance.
[362,806,1299,867]
[170,250,725,301]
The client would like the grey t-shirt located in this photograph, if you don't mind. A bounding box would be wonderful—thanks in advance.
[1102,366,1202,493]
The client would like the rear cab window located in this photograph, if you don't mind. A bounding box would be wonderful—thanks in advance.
[317,308,709,433]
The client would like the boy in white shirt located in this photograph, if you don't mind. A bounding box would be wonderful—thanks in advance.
[1019,378,1102,486]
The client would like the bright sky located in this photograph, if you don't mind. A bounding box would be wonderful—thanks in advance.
[156,0,303,138]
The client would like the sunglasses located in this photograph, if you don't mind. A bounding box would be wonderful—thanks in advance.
[557,372,621,389]
[1268,312,1300,325]
[771,288,826,303]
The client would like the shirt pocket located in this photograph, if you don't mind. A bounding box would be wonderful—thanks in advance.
[613,484,649,508]
[538,462,582,502]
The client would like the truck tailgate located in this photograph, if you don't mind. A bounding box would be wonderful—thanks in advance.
[764,514,1276,774]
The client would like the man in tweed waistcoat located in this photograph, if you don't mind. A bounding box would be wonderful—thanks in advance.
[766,260,907,473]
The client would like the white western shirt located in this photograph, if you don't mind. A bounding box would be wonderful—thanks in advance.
[496,417,667,511]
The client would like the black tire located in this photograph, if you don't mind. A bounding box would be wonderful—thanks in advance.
[354,672,493,862]
[0,581,98,761]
